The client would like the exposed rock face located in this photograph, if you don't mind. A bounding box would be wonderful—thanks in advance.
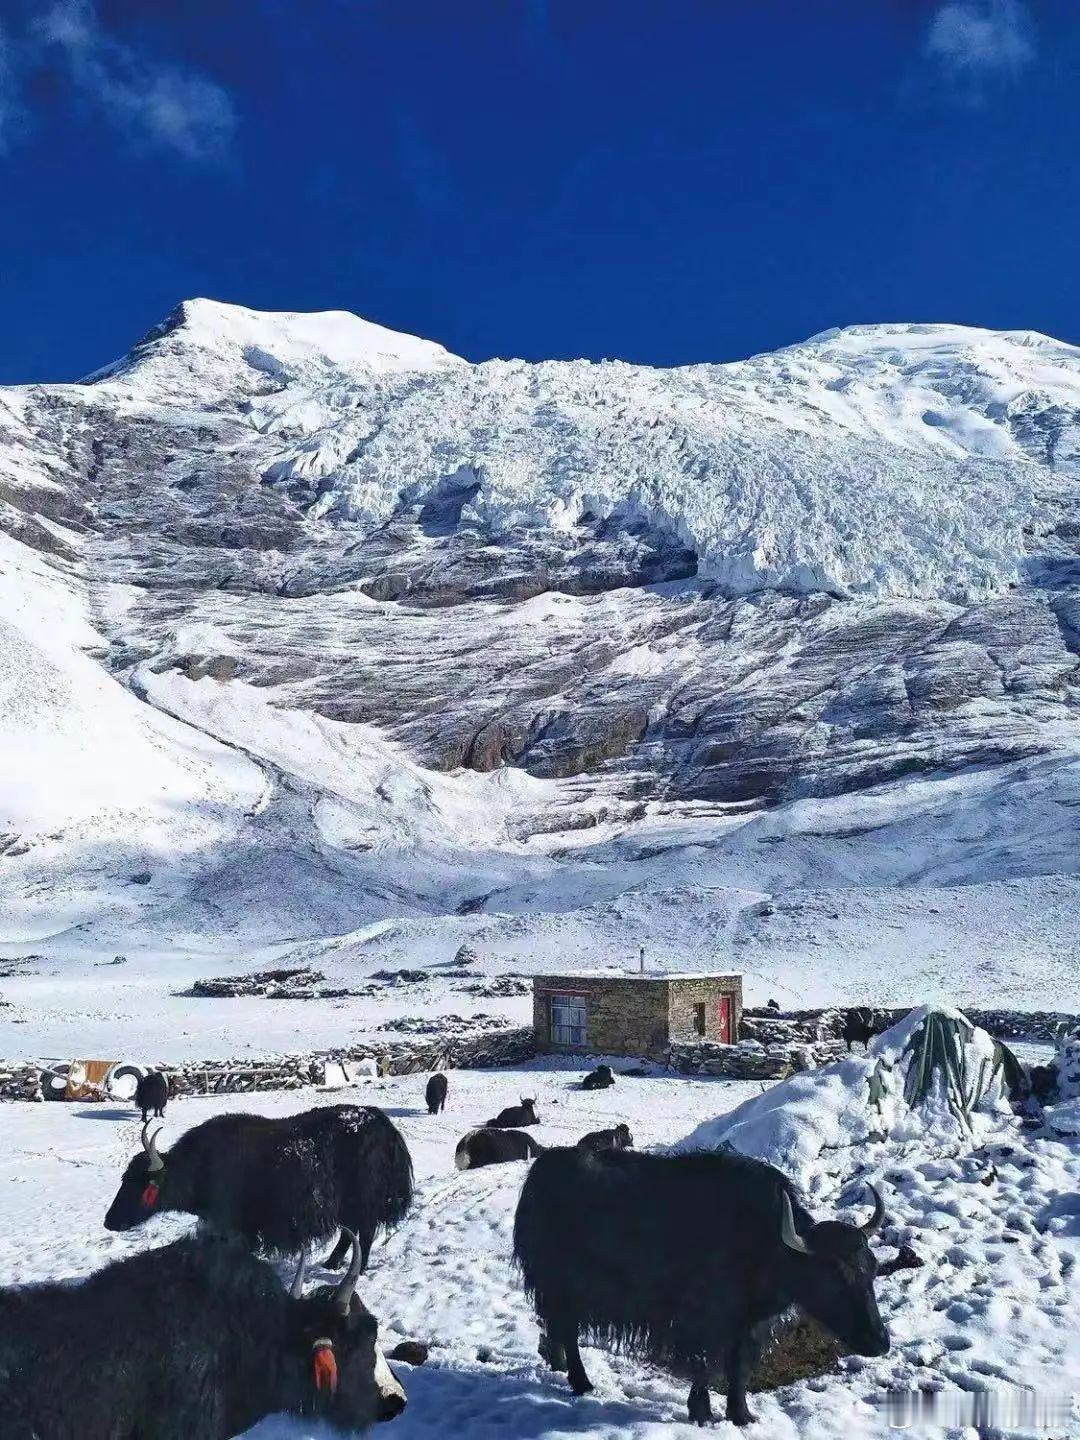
[2,302,1080,941]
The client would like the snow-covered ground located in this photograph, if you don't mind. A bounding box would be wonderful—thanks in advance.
[3,1050,1077,1439]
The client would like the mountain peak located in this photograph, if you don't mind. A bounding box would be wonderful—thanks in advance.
[89,297,463,389]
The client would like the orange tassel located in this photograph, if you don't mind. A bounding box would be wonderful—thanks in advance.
[312,1344,338,1395]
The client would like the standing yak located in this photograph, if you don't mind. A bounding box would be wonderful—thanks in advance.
[514,1146,889,1426]
[104,1105,412,1272]
[0,1230,405,1437]
[425,1073,448,1115]
[134,1069,168,1123]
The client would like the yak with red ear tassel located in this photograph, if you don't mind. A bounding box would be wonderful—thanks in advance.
[104,1104,412,1275]
[0,1229,405,1436]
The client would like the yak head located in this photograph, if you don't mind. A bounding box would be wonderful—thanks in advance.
[520,1097,538,1121]
[104,1121,169,1230]
[613,1123,634,1149]
[289,1232,406,1427]
[780,1183,890,1359]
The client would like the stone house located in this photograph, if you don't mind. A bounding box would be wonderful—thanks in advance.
[532,970,744,1061]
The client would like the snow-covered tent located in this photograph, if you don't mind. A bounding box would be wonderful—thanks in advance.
[679,1006,1016,1196]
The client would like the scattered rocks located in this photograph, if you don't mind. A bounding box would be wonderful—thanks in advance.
[457,976,531,998]
[378,1013,509,1036]
[388,1341,429,1366]
[0,1063,46,1102]
[188,967,353,1000]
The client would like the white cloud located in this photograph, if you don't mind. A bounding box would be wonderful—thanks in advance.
[38,0,235,162]
[925,0,1035,80]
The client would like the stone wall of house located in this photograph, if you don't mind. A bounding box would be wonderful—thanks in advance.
[667,975,743,1045]
[0,1027,537,1103]
[533,976,670,1058]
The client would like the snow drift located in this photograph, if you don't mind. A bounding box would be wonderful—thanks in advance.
[680,1007,1017,1196]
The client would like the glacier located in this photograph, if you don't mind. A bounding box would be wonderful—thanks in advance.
[1,299,1079,1051]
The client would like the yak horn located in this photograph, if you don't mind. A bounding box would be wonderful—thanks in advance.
[141,1121,165,1175]
[290,1252,307,1299]
[780,1191,812,1255]
[861,1182,886,1236]
[334,1229,364,1315]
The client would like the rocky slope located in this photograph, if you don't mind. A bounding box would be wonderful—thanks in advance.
[1,301,1079,952]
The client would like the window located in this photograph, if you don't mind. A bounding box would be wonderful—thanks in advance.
[693,1002,707,1037]
[550,993,588,1047]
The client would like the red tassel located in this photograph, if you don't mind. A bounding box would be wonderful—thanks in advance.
[140,1183,159,1209]
[312,1344,338,1395]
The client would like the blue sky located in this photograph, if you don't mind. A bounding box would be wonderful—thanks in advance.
[1,0,1078,382]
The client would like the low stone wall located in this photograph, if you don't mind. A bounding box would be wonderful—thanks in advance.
[668,1037,846,1081]
[0,1027,538,1104]
[741,1006,1080,1047]
[0,1062,47,1102]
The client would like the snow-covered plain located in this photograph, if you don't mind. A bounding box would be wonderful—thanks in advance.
[2,1048,1077,1440]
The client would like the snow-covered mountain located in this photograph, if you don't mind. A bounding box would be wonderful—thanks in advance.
[1,300,1079,1019]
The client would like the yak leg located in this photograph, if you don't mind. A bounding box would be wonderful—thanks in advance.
[687,1370,714,1426]
[324,1226,372,1271]
[538,1328,567,1372]
[562,1326,593,1396]
[724,1337,756,1427]
[322,1230,350,1269]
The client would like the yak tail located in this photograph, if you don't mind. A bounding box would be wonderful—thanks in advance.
[454,1133,476,1171]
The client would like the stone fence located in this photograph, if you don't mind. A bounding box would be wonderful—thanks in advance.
[740,1005,1078,1047]
[0,1027,538,1104]
[669,1037,847,1081]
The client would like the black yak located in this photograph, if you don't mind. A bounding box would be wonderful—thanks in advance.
[134,1069,168,1123]
[575,1122,633,1152]
[455,1128,544,1170]
[841,1007,876,1051]
[581,1065,614,1091]
[425,1073,448,1115]
[514,1146,888,1426]
[0,1230,405,1438]
[485,1097,538,1128]
[104,1105,412,1272]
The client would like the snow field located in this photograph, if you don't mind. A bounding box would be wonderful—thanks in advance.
[2,1057,1078,1439]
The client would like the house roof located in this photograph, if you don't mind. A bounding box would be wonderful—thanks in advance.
[534,970,741,984]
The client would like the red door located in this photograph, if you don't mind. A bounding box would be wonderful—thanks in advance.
[717,996,732,1044]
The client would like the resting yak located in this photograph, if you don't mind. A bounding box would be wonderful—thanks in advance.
[514,1146,889,1427]
[0,1230,405,1438]
[575,1123,633,1152]
[425,1073,448,1115]
[134,1069,168,1123]
[455,1128,544,1170]
[485,1097,539,1128]
[580,1065,614,1091]
[104,1106,412,1271]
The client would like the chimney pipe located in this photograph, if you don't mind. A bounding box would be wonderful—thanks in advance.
[639,946,645,975]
